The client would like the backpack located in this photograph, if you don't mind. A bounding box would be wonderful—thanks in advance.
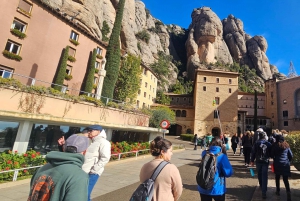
[196,151,222,190]
[129,161,169,201]
[256,142,269,163]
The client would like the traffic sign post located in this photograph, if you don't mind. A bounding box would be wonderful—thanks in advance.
[160,120,170,138]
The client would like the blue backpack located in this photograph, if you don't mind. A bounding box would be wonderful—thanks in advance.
[130,161,169,201]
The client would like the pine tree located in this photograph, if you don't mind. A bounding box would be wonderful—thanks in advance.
[84,49,97,93]
[53,46,69,91]
[101,20,110,42]
[101,0,125,100]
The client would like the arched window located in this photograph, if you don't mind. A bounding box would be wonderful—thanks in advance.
[186,128,192,134]
[181,110,187,117]
[295,89,300,117]
[176,110,181,117]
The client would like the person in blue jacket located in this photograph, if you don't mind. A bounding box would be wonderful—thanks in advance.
[270,135,293,201]
[197,137,233,201]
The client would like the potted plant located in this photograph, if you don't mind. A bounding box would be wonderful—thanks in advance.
[69,39,79,46]
[65,74,73,81]
[68,55,76,62]
[2,50,22,61]
[95,68,99,73]
[96,54,103,59]
[10,29,27,39]
[285,133,300,171]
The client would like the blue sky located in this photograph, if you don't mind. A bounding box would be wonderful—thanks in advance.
[141,0,300,76]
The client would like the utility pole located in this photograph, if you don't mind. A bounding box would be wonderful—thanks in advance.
[253,90,258,131]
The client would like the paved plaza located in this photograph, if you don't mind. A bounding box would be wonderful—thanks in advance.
[0,137,299,200]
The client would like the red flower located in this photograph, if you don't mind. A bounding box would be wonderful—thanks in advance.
[7,160,12,164]
[36,152,40,155]
[14,150,18,153]
[14,161,19,165]
[23,153,28,157]
[23,170,28,173]
[5,167,10,170]
[31,154,36,158]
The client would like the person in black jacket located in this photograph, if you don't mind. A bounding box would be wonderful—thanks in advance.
[231,133,238,155]
[270,135,293,201]
[193,134,198,150]
[242,131,253,166]
[250,132,272,199]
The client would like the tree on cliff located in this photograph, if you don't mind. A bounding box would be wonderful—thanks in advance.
[101,0,125,100]
[53,46,69,91]
[113,54,142,102]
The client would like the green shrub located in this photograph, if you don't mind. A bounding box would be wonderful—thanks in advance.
[95,68,99,73]
[0,150,46,181]
[107,101,119,108]
[67,55,76,62]
[10,29,26,39]
[96,54,103,59]
[137,42,142,51]
[101,20,110,42]
[2,50,22,61]
[135,29,151,44]
[69,39,79,46]
[53,46,69,91]
[180,134,194,142]
[64,74,73,81]
[285,133,300,163]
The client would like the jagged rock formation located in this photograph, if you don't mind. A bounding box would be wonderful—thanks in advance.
[186,7,233,79]
[39,1,284,89]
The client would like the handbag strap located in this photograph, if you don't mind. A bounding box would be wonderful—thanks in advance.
[150,161,169,181]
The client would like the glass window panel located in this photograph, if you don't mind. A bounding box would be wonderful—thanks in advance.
[12,44,19,54]
[0,121,19,151]
[18,0,32,13]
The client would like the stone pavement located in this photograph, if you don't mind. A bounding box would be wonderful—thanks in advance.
[0,136,299,201]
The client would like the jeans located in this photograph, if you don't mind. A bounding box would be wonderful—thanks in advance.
[88,174,99,201]
[275,174,290,192]
[200,193,225,201]
[256,162,269,194]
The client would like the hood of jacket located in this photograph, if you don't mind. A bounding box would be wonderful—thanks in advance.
[92,129,107,141]
[46,151,85,168]
[207,146,222,154]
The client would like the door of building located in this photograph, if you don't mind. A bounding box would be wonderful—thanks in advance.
[212,127,220,136]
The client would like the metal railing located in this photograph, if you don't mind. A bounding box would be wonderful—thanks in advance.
[0,69,137,107]
[0,144,185,182]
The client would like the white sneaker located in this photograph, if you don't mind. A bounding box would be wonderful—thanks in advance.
[233,153,236,156]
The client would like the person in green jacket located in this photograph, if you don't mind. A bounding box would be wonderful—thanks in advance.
[28,135,89,201]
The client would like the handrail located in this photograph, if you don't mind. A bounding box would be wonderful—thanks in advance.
[0,69,125,105]
[0,144,185,182]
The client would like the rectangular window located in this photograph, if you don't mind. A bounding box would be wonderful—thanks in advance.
[70,31,79,41]
[5,40,21,55]
[203,86,206,91]
[149,95,150,100]
[153,88,155,93]
[151,75,152,80]
[95,61,100,69]
[144,92,146,97]
[145,82,148,87]
[284,121,288,126]
[238,114,241,121]
[216,78,219,83]
[143,102,146,108]
[11,18,27,32]
[68,47,76,57]
[150,85,152,90]
[96,47,102,55]
[137,100,140,107]
[18,0,33,14]
[215,97,220,105]
[229,88,232,93]
[229,79,232,84]
[216,87,219,92]
[177,98,179,102]
[203,77,207,82]
[143,69,147,75]
[283,110,288,118]
[214,110,220,119]
[271,92,274,98]
[0,66,13,78]
[66,65,72,75]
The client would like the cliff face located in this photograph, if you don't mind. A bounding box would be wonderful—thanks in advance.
[39,0,284,87]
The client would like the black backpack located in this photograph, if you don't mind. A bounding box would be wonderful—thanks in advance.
[196,151,222,190]
[256,142,269,163]
[129,161,169,201]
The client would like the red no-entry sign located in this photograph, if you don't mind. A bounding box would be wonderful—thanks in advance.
[160,120,170,129]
